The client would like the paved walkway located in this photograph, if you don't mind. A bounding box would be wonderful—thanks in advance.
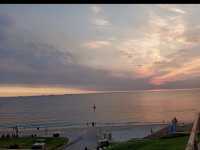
[64,127,98,150]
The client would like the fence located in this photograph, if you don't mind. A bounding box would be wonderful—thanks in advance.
[185,113,200,150]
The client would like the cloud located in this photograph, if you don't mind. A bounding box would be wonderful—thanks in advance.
[92,18,111,26]
[159,5,186,14]
[1,5,200,93]
[0,12,153,92]
[170,7,186,14]
[90,5,111,27]
[0,25,154,91]
[0,13,15,27]
[148,46,200,85]
[134,66,155,78]
[91,5,102,14]
[150,58,200,85]
[116,9,200,87]
[117,12,177,73]
[83,40,111,49]
[0,13,15,42]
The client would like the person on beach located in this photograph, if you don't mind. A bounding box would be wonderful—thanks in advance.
[108,132,112,140]
[150,128,153,134]
[169,117,178,134]
[93,104,96,112]
[172,117,178,133]
[13,126,19,137]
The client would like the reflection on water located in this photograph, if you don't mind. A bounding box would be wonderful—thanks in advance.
[0,89,200,127]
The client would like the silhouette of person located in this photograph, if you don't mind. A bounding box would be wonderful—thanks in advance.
[170,117,178,133]
[172,117,178,133]
[93,104,96,112]
[150,128,153,134]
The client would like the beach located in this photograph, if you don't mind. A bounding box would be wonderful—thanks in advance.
[0,123,167,150]
[0,123,167,139]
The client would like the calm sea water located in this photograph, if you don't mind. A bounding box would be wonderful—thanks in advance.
[0,89,200,128]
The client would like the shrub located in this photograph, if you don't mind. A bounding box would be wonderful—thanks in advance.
[9,144,19,149]
[53,133,60,137]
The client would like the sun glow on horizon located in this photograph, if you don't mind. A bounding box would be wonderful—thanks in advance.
[0,85,96,97]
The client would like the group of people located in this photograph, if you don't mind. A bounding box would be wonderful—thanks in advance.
[149,117,178,136]
[85,104,97,128]
[86,122,96,127]
[1,126,19,138]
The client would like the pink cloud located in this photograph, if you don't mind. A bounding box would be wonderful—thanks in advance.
[149,58,200,85]
[83,41,111,49]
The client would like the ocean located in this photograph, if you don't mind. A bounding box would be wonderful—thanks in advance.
[0,89,200,129]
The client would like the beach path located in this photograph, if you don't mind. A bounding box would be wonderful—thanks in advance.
[64,127,98,150]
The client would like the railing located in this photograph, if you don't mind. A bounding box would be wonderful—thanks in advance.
[185,113,200,150]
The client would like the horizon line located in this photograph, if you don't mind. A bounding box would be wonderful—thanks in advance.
[1,87,200,98]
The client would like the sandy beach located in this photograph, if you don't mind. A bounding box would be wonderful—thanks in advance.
[0,123,167,139]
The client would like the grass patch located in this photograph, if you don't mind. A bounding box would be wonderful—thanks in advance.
[106,135,189,150]
[0,137,68,150]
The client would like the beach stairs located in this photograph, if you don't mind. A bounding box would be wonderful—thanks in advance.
[143,125,169,139]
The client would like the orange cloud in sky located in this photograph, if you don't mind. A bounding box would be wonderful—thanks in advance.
[150,58,200,85]
[134,66,155,78]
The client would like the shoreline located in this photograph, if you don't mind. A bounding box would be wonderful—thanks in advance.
[0,120,189,130]
[0,121,170,130]
[0,122,192,149]
[0,123,168,141]
[1,88,200,98]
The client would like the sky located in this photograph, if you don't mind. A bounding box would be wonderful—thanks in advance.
[1,4,200,96]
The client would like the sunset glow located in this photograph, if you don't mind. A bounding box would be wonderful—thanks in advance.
[0,85,94,97]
